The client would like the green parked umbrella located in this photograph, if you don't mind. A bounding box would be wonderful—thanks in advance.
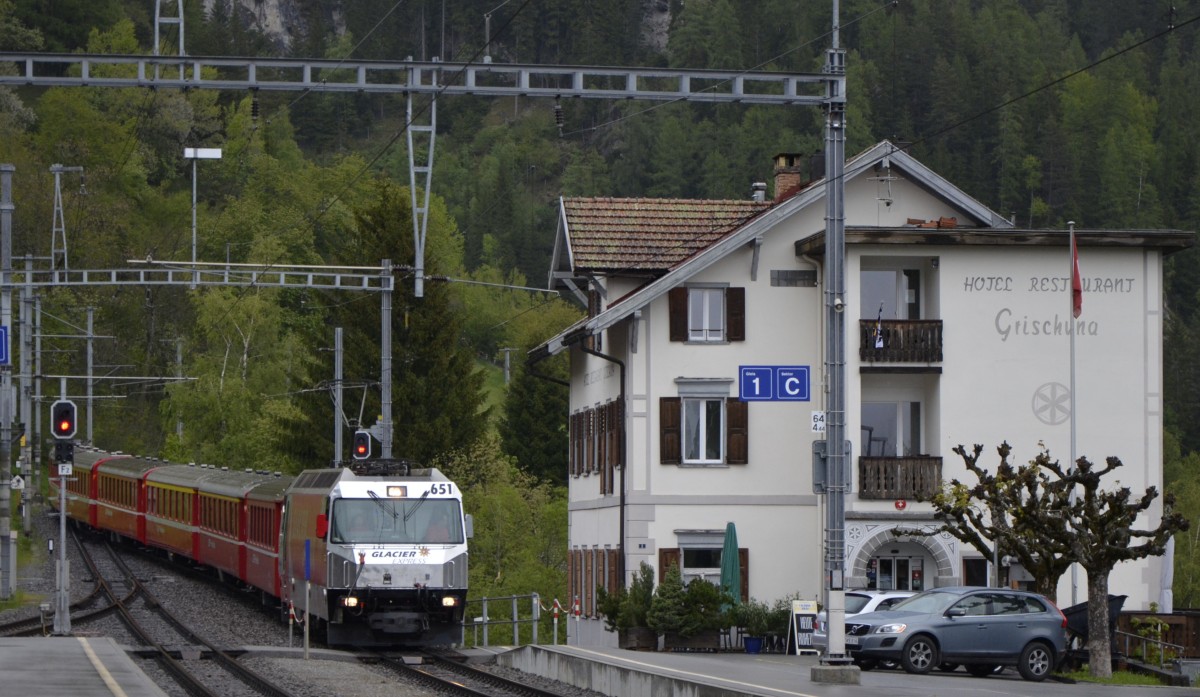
[719,521,740,609]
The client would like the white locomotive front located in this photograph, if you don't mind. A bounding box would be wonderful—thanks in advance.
[280,465,469,646]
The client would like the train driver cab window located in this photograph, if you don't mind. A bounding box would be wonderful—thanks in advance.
[330,498,463,545]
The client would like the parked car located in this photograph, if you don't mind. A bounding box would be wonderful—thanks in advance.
[813,589,915,654]
[845,586,1068,682]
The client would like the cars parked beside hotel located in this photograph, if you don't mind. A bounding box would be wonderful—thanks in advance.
[846,586,1067,681]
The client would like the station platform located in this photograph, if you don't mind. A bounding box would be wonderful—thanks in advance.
[492,644,1200,697]
[0,636,169,697]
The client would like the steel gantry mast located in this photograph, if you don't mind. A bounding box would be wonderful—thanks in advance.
[0,51,833,299]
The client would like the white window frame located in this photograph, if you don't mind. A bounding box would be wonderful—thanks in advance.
[676,530,725,586]
[683,397,724,464]
[688,287,725,342]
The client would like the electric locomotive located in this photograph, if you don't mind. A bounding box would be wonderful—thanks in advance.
[280,462,470,647]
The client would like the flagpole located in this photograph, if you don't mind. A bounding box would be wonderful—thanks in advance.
[1069,220,1078,606]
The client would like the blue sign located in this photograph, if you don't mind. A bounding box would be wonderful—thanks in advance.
[739,365,810,402]
[0,326,8,366]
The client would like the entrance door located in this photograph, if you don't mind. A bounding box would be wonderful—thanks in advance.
[868,556,924,591]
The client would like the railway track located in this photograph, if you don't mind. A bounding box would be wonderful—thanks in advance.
[366,651,573,697]
[71,528,303,697]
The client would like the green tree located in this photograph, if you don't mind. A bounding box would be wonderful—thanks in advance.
[500,353,569,485]
[647,563,688,637]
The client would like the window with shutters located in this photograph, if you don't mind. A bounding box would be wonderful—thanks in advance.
[569,400,624,492]
[668,286,745,343]
[660,396,748,465]
[659,546,749,602]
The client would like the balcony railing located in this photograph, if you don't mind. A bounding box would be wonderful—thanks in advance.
[859,319,943,362]
[858,456,942,500]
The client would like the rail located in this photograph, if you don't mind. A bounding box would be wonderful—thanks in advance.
[1115,629,1187,671]
[463,592,569,647]
[858,456,942,500]
[859,319,943,362]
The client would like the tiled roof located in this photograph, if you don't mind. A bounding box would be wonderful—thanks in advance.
[562,197,773,273]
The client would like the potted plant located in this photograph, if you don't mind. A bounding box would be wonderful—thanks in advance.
[596,561,657,650]
[736,599,772,653]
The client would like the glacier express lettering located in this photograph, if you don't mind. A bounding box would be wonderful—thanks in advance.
[370,551,420,559]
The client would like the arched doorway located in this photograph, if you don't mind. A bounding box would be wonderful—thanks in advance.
[849,524,958,590]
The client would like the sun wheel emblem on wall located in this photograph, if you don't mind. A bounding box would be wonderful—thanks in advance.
[1032,382,1071,426]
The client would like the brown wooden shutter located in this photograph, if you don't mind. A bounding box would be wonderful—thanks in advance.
[569,413,580,477]
[585,550,594,616]
[659,548,681,583]
[726,398,748,464]
[727,286,745,341]
[596,405,607,481]
[660,397,681,464]
[607,548,620,592]
[668,287,687,342]
[739,548,750,603]
[588,407,598,474]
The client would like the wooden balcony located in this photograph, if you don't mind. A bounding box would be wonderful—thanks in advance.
[859,319,943,362]
[858,456,942,500]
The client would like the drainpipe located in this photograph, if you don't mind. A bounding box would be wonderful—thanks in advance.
[581,344,627,587]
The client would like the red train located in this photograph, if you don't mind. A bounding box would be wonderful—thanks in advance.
[50,446,470,647]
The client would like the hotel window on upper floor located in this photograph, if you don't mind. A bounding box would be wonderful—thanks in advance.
[660,378,747,466]
[667,286,745,343]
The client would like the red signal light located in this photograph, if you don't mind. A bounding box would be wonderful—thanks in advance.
[351,430,372,460]
[51,400,77,439]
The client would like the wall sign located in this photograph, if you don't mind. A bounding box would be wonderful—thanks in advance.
[739,365,811,401]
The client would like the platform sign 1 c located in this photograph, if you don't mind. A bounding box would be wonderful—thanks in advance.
[0,326,8,366]
[739,365,810,401]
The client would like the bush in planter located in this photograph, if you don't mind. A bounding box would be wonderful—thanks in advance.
[596,561,656,632]
[596,562,658,649]
[647,563,688,637]
[649,564,731,650]
[735,598,772,638]
[681,575,730,637]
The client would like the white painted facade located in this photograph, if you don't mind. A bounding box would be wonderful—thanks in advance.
[543,142,1185,647]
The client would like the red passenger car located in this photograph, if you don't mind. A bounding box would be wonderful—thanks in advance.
[144,464,212,558]
[243,475,289,600]
[94,456,161,543]
[50,447,127,528]
[194,468,282,584]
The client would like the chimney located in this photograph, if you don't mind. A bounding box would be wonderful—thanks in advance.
[773,152,805,202]
[750,181,767,202]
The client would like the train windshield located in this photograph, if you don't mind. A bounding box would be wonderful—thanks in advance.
[330,497,464,545]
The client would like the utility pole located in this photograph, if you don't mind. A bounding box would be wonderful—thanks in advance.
[1,164,14,600]
[333,327,343,465]
[816,0,852,680]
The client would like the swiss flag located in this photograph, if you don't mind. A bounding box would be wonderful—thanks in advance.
[1071,232,1082,318]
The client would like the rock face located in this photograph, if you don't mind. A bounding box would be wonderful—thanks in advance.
[201,0,342,52]
[201,0,668,57]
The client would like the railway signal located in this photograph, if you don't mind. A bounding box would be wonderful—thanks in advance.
[351,430,372,460]
[51,400,77,440]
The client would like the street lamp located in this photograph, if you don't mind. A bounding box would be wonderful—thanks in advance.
[184,147,222,287]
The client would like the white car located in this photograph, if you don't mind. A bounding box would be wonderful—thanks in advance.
[813,590,915,654]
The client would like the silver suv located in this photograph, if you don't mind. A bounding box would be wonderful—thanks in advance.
[813,589,915,654]
[846,586,1067,681]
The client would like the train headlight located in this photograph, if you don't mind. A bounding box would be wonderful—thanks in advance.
[341,596,360,608]
[442,596,458,608]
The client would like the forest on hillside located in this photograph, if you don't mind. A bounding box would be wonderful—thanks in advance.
[4,0,1200,603]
